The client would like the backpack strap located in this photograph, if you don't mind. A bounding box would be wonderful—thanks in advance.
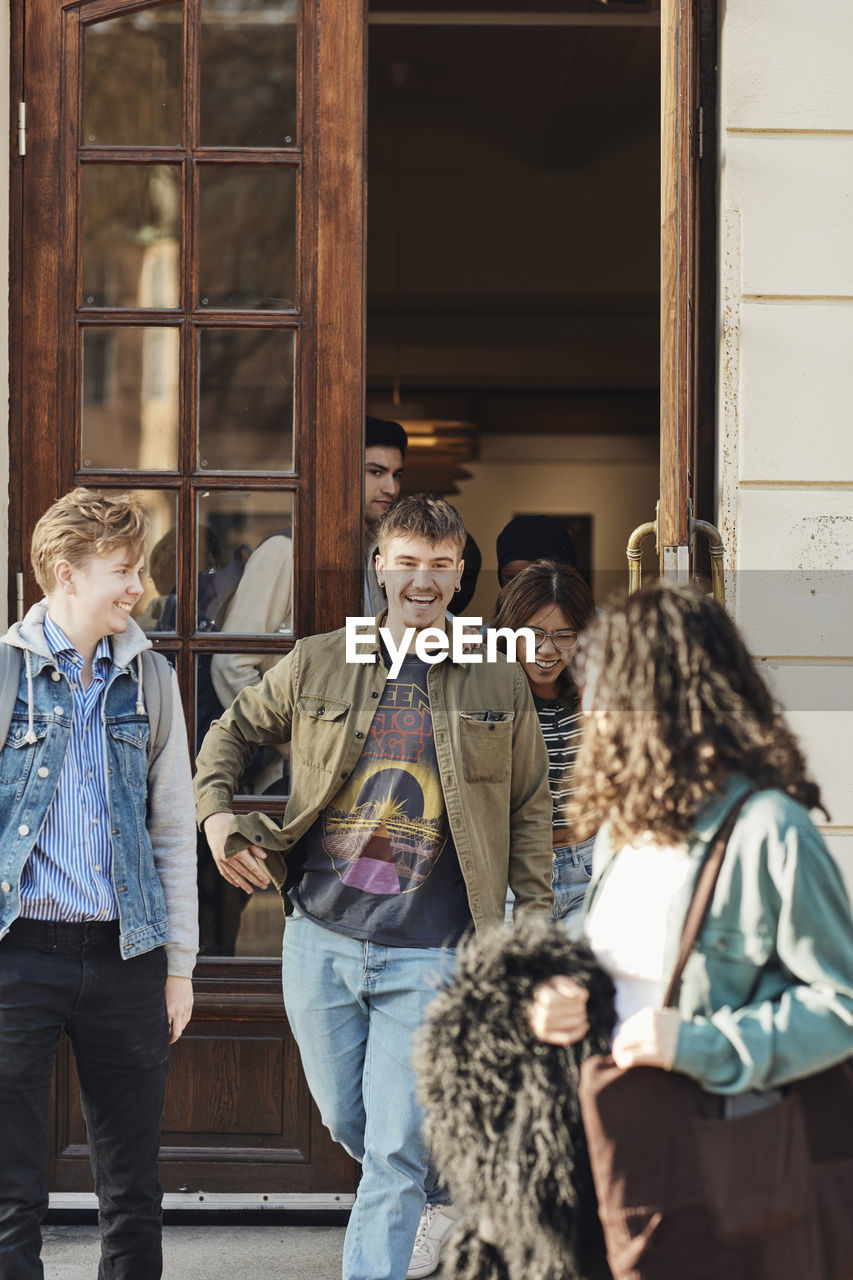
[140,649,173,769]
[0,643,23,747]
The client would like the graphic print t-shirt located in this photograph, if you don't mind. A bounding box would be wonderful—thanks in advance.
[290,652,472,947]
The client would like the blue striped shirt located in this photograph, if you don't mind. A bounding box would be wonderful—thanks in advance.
[19,616,118,921]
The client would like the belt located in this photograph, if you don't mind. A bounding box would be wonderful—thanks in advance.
[3,917,120,954]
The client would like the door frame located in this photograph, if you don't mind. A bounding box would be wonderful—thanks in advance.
[659,0,719,571]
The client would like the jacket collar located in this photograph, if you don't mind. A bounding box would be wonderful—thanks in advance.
[689,772,757,844]
[2,599,152,671]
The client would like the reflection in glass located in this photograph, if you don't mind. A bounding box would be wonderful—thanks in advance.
[198,166,296,310]
[83,3,182,147]
[82,165,180,309]
[82,327,179,470]
[197,827,285,957]
[196,490,293,635]
[78,489,178,632]
[196,652,289,794]
[200,0,297,147]
[197,329,294,471]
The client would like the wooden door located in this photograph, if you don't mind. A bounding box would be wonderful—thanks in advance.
[11,0,363,1194]
[657,0,718,581]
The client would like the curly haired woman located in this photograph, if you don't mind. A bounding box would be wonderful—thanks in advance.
[529,581,853,1094]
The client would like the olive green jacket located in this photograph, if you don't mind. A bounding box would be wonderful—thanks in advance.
[589,773,853,1093]
[195,615,554,931]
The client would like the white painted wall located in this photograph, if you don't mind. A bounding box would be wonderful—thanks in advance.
[452,433,660,621]
[0,1,9,633]
[718,0,853,889]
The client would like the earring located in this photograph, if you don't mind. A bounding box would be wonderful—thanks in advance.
[454,584,461,593]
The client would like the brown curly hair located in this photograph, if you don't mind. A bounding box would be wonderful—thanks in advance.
[567,582,826,845]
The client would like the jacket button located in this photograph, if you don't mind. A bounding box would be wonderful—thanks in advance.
[355,731,364,740]
[488,724,495,732]
[18,825,30,837]
[371,691,379,699]
[317,707,325,716]
[51,671,61,682]
[37,767,49,778]
[341,772,348,778]
[1,882,11,893]
[54,705,63,716]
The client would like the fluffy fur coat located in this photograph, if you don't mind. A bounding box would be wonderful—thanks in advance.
[413,916,617,1280]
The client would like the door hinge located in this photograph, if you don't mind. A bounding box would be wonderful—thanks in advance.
[17,102,26,157]
[696,104,704,161]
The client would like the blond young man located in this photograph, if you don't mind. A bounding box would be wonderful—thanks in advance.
[196,494,552,1280]
[0,488,197,1280]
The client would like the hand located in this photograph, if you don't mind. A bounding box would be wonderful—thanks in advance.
[528,975,590,1045]
[165,975,193,1044]
[611,1007,681,1071]
[203,811,271,894]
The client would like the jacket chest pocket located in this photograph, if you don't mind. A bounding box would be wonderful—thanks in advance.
[0,719,49,794]
[697,922,773,1011]
[458,711,514,783]
[296,695,351,769]
[107,720,150,791]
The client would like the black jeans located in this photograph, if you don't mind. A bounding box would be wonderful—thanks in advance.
[0,920,170,1280]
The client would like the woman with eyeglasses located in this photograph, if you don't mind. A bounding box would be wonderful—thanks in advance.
[492,559,597,934]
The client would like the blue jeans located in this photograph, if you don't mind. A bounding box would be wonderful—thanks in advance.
[282,912,454,1280]
[505,836,595,937]
[551,836,595,938]
[0,920,170,1280]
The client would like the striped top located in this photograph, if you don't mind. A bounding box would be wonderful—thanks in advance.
[19,615,118,922]
[533,691,584,833]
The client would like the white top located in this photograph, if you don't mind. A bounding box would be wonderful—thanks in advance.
[585,837,695,1035]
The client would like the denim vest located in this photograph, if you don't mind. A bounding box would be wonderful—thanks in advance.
[0,649,168,958]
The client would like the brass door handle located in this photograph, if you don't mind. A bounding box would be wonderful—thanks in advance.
[626,505,659,594]
[692,519,725,606]
[626,507,725,606]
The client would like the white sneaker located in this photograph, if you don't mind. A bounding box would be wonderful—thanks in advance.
[406,1203,461,1279]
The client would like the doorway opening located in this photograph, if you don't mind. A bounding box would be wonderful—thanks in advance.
[366,1,662,615]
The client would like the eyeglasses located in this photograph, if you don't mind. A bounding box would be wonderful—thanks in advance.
[530,627,578,651]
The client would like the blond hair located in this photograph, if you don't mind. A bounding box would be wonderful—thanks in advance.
[376,493,466,554]
[31,488,149,596]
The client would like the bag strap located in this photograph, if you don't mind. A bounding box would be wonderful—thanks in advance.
[140,649,173,769]
[0,643,23,746]
[662,785,759,1008]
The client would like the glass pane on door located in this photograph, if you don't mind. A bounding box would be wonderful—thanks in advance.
[200,0,298,147]
[197,165,296,310]
[81,326,180,470]
[83,3,183,147]
[82,165,181,309]
[197,328,294,472]
[195,650,289,792]
[196,490,293,634]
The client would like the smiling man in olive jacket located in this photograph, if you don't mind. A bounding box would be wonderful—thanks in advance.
[195,495,552,1280]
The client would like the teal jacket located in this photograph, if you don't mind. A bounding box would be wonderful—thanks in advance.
[588,773,853,1094]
